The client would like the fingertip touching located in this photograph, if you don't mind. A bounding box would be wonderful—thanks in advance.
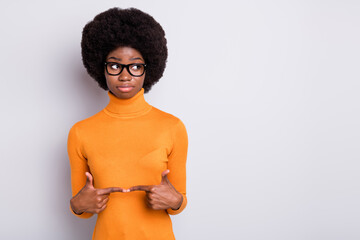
[129,185,152,192]
[161,169,170,177]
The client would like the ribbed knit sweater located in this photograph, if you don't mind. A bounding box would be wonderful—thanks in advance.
[68,88,188,239]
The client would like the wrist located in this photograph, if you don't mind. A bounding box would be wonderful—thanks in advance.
[70,197,84,215]
[171,193,183,210]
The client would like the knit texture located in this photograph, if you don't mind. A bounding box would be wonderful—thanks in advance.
[68,88,188,239]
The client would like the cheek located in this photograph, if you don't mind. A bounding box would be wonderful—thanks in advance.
[135,76,145,88]
[105,75,116,88]
[140,75,146,86]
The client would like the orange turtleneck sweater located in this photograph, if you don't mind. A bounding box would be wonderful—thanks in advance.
[68,89,188,239]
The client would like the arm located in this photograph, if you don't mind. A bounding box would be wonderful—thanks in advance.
[166,119,188,215]
[68,125,125,217]
[128,119,188,214]
[68,124,93,218]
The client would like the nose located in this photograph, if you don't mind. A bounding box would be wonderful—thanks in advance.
[118,68,132,81]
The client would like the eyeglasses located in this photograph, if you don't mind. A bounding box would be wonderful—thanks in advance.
[105,62,147,77]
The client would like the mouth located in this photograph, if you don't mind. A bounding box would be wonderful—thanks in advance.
[116,85,134,93]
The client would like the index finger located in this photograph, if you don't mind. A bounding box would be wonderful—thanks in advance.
[97,187,124,195]
[128,185,153,192]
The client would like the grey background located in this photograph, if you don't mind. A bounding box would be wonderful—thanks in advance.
[1,0,359,239]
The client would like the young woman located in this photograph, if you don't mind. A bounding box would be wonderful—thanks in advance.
[68,8,188,239]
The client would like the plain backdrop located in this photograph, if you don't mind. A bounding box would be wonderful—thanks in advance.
[0,0,359,239]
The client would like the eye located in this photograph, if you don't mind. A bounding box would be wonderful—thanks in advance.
[110,63,120,70]
[131,64,143,71]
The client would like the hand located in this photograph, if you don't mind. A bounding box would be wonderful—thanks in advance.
[128,169,183,210]
[70,172,126,214]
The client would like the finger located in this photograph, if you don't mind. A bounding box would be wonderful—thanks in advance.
[145,198,152,208]
[128,185,153,192]
[96,204,107,214]
[100,197,109,205]
[147,192,154,200]
[145,193,155,208]
[85,172,94,188]
[96,195,108,203]
[98,187,125,195]
[161,169,170,184]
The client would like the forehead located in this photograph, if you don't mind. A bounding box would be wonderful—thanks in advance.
[107,46,143,60]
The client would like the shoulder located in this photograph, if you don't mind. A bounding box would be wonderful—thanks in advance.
[68,111,104,135]
[150,107,186,128]
[149,107,188,140]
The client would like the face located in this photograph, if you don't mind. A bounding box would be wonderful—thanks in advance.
[105,46,146,99]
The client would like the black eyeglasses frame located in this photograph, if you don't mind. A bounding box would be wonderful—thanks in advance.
[104,62,147,77]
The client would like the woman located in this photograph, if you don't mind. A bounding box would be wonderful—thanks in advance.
[68,8,188,239]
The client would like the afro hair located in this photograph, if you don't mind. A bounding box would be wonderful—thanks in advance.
[81,7,168,93]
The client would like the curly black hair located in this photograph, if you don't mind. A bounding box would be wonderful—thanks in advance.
[81,7,168,93]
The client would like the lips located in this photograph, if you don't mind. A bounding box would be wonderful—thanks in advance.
[116,85,134,93]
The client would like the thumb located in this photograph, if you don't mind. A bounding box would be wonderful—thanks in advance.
[161,169,170,184]
[85,172,94,188]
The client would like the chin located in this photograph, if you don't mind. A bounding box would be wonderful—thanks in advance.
[116,90,137,99]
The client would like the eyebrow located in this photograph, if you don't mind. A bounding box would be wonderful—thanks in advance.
[108,57,144,61]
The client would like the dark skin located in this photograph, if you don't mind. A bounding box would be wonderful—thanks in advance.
[70,172,125,215]
[70,46,183,215]
[105,46,145,99]
[129,169,183,210]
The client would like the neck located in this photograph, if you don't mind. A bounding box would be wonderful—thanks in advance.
[104,88,152,118]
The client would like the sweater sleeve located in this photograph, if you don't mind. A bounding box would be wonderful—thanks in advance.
[67,124,93,219]
[166,119,188,215]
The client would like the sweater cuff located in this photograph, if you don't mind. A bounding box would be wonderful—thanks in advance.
[69,204,94,219]
[167,194,187,215]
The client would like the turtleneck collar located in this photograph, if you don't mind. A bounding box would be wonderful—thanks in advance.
[103,88,152,118]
